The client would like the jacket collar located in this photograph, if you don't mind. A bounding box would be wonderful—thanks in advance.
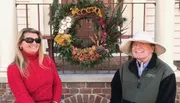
[128,53,157,78]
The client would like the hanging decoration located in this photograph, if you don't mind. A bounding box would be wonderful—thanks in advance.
[50,0,126,68]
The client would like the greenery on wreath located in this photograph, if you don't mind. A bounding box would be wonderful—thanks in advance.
[50,0,126,68]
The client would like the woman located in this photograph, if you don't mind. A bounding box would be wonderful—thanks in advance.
[7,28,62,103]
[110,32,176,103]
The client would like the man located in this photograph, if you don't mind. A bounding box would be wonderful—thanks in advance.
[110,32,176,103]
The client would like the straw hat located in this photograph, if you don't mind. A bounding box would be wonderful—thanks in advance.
[120,32,166,56]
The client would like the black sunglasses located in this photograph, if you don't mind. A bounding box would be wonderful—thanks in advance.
[22,37,41,43]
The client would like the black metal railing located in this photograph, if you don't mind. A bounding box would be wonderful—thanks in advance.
[15,1,157,74]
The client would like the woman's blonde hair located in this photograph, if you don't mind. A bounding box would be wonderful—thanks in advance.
[14,28,44,77]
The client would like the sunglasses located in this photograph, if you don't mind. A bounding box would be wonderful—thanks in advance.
[22,37,41,43]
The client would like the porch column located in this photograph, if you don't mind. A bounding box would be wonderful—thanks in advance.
[155,0,176,71]
[0,0,17,72]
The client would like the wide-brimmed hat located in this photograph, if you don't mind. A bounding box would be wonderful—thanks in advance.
[120,32,166,56]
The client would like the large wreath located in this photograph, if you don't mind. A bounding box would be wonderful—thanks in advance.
[50,0,126,68]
